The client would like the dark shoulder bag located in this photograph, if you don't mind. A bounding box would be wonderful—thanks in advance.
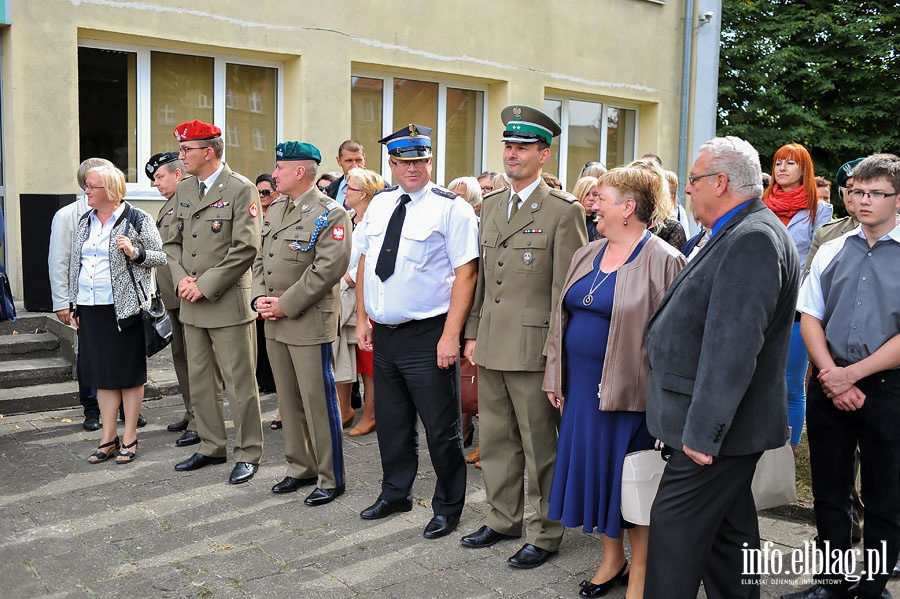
[124,208,172,357]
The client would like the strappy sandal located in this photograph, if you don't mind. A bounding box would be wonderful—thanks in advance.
[115,439,138,464]
[88,437,120,464]
[269,420,282,430]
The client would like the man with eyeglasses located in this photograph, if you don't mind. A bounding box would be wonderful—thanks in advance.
[644,136,799,598]
[164,120,264,485]
[325,140,366,205]
[460,105,586,569]
[355,124,479,540]
[787,154,900,599]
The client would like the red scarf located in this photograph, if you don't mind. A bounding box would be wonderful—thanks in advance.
[765,184,808,225]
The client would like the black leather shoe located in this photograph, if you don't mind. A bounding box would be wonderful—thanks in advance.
[175,452,227,471]
[304,485,345,506]
[167,418,189,432]
[229,462,258,485]
[507,543,555,569]
[780,584,849,599]
[272,476,317,494]
[137,413,147,428]
[579,561,629,597]
[847,583,892,599]
[82,416,101,431]
[423,514,460,539]
[460,525,519,548]
[175,430,201,447]
[360,498,413,520]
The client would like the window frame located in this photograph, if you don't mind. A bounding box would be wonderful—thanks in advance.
[352,69,489,186]
[545,95,640,189]
[78,39,284,199]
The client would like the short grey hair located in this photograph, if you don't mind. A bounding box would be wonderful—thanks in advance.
[698,136,763,199]
[448,176,483,209]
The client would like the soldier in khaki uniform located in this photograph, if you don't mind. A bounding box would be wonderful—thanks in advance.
[147,152,223,447]
[252,141,352,506]
[164,120,263,485]
[461,106,587,568]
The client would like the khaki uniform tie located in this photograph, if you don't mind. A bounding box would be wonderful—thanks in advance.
[199,182,207,200]
[508,193,521,222]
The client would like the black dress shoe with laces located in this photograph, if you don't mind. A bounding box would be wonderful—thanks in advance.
[271,476,317,494]
[304,485,345,506]
[175,430,201,447]
[460,525,519,548]
[175,452,227,471]
[360,498,413,520]
[507,543,556,569]
[167,418,189,432]
[423,514,460,539]
[121,411,147,427]
[229,462,258,485]
[780,584,849,599]
[82,415,101,431]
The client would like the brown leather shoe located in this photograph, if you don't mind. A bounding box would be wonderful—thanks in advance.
[348,420,376,437]
[465,447,480,464]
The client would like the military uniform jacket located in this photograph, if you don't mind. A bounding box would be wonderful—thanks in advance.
[163,164,261,329]
[251,186,352,346]
[155,195,179,309]
[464,179,587,371]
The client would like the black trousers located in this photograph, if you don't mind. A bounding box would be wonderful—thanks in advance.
[645,449,762,599]
[807,369,900,597]
[255,318,276,393]
[372,316,466,516]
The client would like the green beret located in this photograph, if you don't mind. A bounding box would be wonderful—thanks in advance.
[835,157,865,188]
[275,141,322,164]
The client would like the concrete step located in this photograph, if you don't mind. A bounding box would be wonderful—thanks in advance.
[0,381,80,414]
[0,313,50,336]
[0,332,59,360]
[0,356,72,389]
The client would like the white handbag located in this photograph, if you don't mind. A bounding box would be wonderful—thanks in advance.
[621,442,667,526]
[751,436,797,511]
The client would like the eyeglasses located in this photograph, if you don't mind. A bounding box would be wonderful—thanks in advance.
[346,186,362,193]
[687,172,719,184]
[179,146,207,154]
[390,159,429,169]
[847,190,898,201]
[481,186,494,193]
[83,185,105,191]
[258,189,275,197]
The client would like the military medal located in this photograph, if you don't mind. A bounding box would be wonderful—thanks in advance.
[211,219,222,233]
[523,251,533,265]
[177,218,184,231]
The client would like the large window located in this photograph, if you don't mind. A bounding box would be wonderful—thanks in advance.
[351,72,486,185]
[543,97,638,190]
[78,44,280,193]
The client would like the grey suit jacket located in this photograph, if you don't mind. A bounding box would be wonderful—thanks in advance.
[645,199,800,456]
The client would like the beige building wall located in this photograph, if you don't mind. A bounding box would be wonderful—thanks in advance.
[1,0,689,300]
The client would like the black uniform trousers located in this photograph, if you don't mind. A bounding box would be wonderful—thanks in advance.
[807,368,900,598]
[372,315,466,516]
[645,449,762,599]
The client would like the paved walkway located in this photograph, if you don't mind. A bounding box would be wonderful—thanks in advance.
[1,391,897,598]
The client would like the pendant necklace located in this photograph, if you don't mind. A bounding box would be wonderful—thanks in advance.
[582,232,644,307]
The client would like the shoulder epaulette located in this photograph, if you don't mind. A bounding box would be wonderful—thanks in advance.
[431,186,458,199]
[549,188,578,203]
[230,172,252,185]
[325,200,343,212]
[819,216,852,231]
[375,184,399,195]
[483,187,508,199]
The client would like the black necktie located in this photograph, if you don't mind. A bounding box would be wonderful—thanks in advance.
[375,194,412,281]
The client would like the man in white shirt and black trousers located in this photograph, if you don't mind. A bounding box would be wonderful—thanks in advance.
[355,124,479,539]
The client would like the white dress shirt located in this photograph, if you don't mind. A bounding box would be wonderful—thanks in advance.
[76,203,126,306]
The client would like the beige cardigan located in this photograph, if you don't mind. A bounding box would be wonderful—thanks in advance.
[543,233,685,411]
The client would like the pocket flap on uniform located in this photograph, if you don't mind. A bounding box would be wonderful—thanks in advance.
[402,227,431,242]
[207,206,233,220]
[289,231,312,243]
[513,235,547,249]
[482,229,500,248]
[521,308,551,328]
[660,372,695,395]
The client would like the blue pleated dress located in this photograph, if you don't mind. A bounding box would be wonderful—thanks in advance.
[548,240,655,536]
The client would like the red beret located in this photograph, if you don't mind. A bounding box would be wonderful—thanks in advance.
[173,120,222,142]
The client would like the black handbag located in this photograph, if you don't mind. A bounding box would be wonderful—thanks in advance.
[123,209,172,357]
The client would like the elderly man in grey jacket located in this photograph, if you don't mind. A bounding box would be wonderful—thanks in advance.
[643,136,800,599]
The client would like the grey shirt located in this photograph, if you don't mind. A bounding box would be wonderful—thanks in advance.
[798,226,900,368]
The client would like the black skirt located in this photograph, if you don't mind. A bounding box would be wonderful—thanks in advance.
[77,304,147,390]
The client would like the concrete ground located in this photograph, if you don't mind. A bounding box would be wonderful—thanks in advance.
[1,383,898,598]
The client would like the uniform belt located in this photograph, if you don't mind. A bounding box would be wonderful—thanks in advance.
[377,313,446,330]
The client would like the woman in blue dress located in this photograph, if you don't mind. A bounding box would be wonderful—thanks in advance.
[544,164,686,598]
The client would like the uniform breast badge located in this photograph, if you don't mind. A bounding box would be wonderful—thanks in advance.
[523,251,533,265]
[211,220,223,233]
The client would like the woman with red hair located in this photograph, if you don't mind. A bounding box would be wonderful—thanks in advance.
[763,142,832,447]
